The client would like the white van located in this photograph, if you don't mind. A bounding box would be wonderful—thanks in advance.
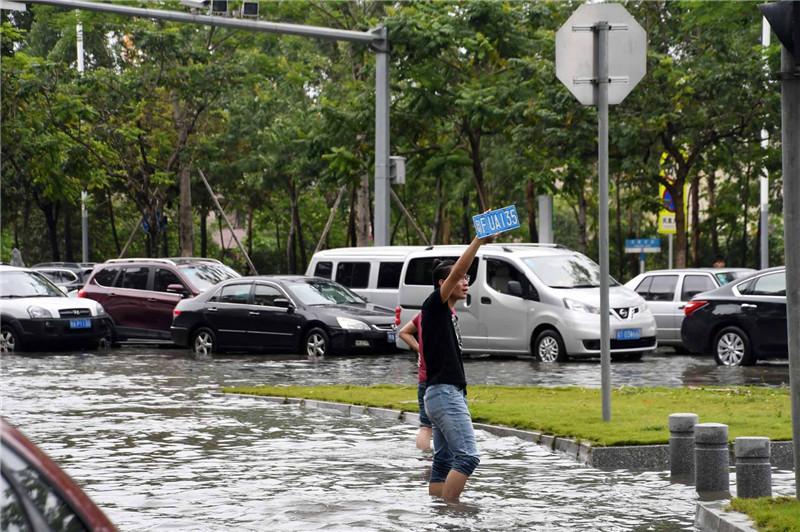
[305,246,424,308]
[397,244,657,361]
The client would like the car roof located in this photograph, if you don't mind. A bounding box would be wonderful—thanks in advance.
[101,257,224,266]
[635,268,756,275]
[406,243,573,259]
[224,275,330,283]
[312,246,425,259]
[0,265,29,273]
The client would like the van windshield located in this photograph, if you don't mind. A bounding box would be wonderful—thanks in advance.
[522,254,619,288]
[287,280,366,306]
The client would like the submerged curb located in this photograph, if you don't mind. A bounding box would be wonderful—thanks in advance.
[220,392,794,471]
[695,501,757,532]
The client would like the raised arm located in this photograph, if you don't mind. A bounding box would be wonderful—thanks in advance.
[439,235,489,302]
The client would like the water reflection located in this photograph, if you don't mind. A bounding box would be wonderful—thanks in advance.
[0,347,793,531]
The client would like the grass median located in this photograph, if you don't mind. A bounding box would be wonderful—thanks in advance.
[221,384,791,446]
[730,497,800,531]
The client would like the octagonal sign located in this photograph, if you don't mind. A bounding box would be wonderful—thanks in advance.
[556,3,647,105]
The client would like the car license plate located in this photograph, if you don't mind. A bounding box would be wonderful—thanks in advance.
[387,332,396,343]
[355,340,370,347]
[69,318,91,329]
[615,328,641,340]
[472,205,521,239]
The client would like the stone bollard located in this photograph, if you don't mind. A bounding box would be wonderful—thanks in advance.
[694,423,730,497]
[735,437,772,498]
[669,413,698,479]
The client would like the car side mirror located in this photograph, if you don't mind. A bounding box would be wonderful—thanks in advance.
[273,298,295,312]
[166,283,189,297]
[507,280,523,297]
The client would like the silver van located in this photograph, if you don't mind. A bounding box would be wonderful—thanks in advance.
[397,244,657,361]
[305,246,424,308]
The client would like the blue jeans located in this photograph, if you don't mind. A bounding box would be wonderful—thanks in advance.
[417,382,432,428]
[424,384,480,482]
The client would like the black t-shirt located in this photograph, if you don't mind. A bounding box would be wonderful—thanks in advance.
[421,287,466,390]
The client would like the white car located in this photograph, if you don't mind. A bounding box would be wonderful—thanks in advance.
[0,265,114,352]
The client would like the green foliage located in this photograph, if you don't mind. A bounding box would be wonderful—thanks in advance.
[730,497,800,532]
[222,384,792,446]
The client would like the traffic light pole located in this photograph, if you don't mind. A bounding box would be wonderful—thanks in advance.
[780,46,800,499]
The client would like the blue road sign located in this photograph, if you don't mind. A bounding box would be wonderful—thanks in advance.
[473,205,521,239]
[624,238,661,253]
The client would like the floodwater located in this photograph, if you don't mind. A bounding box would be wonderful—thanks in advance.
[1,347,795,531]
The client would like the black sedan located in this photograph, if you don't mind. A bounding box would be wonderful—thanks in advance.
[170,275,398,356]
[681,267,787,366]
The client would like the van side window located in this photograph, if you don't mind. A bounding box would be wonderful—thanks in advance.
[377,262,403,289]
[336,262,370,289]
[486,259,536,299]
[118,267,149,290]
[314,261,333,279]
[404,257,478,286]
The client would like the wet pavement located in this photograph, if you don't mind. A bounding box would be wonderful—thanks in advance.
[1,347,795,531]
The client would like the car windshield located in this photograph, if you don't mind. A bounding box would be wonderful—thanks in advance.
[522,254,619,288]
[715,271,751,285]
[179,263,240,292]
[287,280,365,305]
[0,271,64,298]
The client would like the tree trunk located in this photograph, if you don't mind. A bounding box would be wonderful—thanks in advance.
[247,206,254,259]
[355,173,370,246]
[64,204,74,262]
[741,166,751,267]
[707,173,719,259]
[461,191,470,244]
[526,178,538,242]
[42,202,60,261]
[672,178,688,268]
[577,187,588,255]
[348,184,357,247]
[431,175,443,244]
[690,174,700,267]
[107,190,121,256]
[179,164,193,256]
[294,188,307,270]
[466,128,489,211]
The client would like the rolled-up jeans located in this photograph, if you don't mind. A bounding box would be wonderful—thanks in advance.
[424,383,480,483]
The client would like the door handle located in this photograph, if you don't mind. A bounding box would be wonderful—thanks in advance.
[741,303,757,309]
[207,307,218,312]
[146,298,157,302]
[108,292,116,297]
[248,311,260,316]
[481,297,492,304]
[678,305,685,310]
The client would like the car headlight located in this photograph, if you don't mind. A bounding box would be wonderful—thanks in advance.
[95,304,107,316]
[563,298,599,314]
[336,317,370,330]
[27,306,54,319]
[638,302,649,313]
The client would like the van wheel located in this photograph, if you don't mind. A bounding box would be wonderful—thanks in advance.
[0,326,21,353]
[713,326,755,366]
[533,329,568,363]
[192,327,217,356]
[304,327,330,357]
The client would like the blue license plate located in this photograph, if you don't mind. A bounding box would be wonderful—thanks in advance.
[69,319,91,329]
[472,205,521,239]
[615,328,641,341]
[387,332,396,343]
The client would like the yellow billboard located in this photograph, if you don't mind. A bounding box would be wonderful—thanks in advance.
[658,182,688,235]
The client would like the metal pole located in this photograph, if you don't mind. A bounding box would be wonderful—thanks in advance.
[779,46,800,499]
[668,233,673,269]
[373,26,390,246]
[537,195,554,244]
[76,21,84,73]
[596,21,611,422]
[81,190,88,263]
[760,16,771,269]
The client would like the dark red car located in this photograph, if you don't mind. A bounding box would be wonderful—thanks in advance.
[79,258,240,342]
[1,418,117,531]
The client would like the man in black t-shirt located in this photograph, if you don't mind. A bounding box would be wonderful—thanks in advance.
[421,234,490,502]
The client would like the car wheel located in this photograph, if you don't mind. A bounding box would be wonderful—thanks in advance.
[533,329,568,363]
[192,327,217,356]
[0,326,21,353]
[304,327,330,357]
[713,326,755,366]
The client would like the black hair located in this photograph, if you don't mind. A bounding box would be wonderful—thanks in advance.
[432,259,455,289]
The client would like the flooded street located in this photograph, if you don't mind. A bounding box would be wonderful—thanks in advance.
[1,347,795,530]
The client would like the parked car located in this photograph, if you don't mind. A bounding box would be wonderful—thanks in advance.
[80,257,240,342]
[681,267,787,366]
[32,267,85,292]
[171,275,397,356]
[32,261,95,283]
[397,244,657,361]
[306,246,425,307]
[0,266,114,352]
[624,267,755,351]
[1,417,117,531]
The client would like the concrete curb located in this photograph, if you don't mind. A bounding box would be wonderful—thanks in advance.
[220,393,794,471]
[695,501,757,532]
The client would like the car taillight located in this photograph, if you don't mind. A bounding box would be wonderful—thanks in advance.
[684,300,708,317]
[77,289,86,298]
[394,306,401,326]
[173,309,182,317]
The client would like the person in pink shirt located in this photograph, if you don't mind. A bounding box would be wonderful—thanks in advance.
[398,312,432,451]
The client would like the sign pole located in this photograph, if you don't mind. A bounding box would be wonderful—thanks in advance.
[668,234,673,269]
[596,21,612,422]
